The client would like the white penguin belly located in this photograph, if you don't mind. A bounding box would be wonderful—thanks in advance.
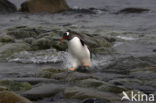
[68,37,91,68]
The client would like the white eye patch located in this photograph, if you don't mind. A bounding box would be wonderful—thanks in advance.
[66,32,69,36]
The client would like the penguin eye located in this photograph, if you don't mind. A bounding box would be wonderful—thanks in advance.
[66,32,69,36]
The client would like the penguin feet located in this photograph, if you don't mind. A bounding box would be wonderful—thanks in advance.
[69,68,76,71]
[83,63,90,67]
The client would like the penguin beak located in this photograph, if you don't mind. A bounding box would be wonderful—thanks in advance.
[61,38,65,42]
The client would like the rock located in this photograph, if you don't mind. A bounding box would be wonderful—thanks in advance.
[64,86,120,102]
[82,98,106,103]
[117,8,149,14]
[0,0,17,13]
[31,37,52,50]
[0,86,8,91]
[4,77,57,85]
[51,41,68,51]
[23,83,65,100]
[0,91,33,103]
[130,71,156,80]
[0,35,14,43]
[109,78,143,86]
[51,72,96,81]
[0,80,32,91]
[153,49,156,52]
[0,43,31,58]
[38,68,66,78]
[98,84,128,93]
[6,26,47,39]
[76,79,104,88]
[20,0,69,13]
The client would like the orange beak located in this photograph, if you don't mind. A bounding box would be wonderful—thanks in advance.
[61,38,65,42]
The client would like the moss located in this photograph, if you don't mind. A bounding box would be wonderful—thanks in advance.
[0,80,32,91]
[0,35,14,43]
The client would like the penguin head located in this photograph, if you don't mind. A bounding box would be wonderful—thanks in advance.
[61,31,71,41]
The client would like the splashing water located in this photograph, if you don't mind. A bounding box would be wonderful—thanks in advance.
[7,49,113,70]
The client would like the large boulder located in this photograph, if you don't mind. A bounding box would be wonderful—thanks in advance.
[0,0,17,13]
[20,0,69,13]
[0,91,33,103]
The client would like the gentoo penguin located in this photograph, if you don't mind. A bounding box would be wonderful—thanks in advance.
[61,30,91,71]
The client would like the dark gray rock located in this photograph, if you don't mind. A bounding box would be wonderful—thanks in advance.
[23,83,65,100]
[82,98,106,103]
[117,8,149,14]
[0,0,17,13]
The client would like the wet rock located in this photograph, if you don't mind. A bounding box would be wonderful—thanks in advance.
[109,78,143,86]
[51,41,68,51]
[24,37,34,44]
[20,0,69,13]
[23,83,65,100]
[117,8,149,14]
[103,57,150,74]
[130,71,156,80]
[38,68,66,78]
[0,0,17,13]
[0,35,14,43]
[98,84,128,93]
[76,79,104,88]
[82,98,106,103]
[64,86,120,102]
[0,91,33,103]
[0,43,31,58]
[91,72,126,82]
[153,49,156,52]
[32,37,52,50]
[6,26,47,39]
[0,86,8,91]
[0,80,32,91]
[144,66,156,72]
[5,77,57,85]
[51,72,96,81]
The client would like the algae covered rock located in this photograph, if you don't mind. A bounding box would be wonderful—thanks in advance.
[0,43,31,58]
[6,26,47,39]
[0,86,8,91]
[20,0,69,13]
[0,80,32,91]
[0,35,14,43]
[0,91,33,103]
